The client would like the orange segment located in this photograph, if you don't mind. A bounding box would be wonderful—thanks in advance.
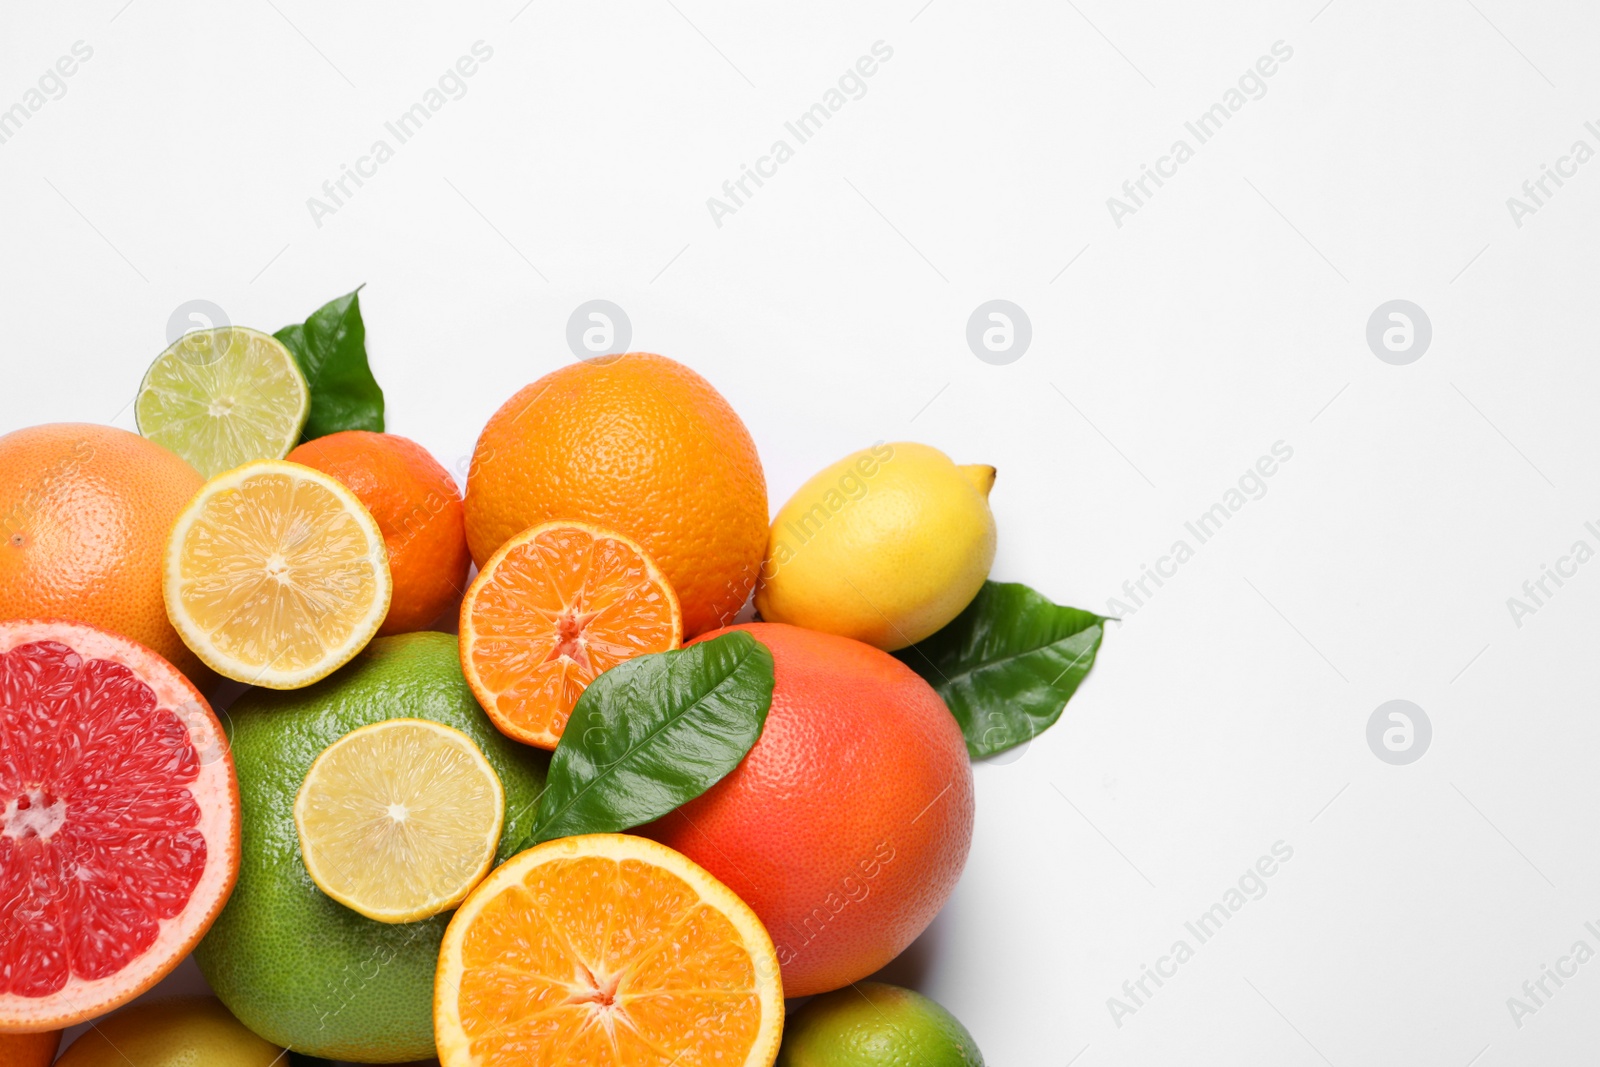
[460,521,681,749]
[434,834,783,1067]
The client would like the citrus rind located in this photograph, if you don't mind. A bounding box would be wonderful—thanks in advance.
[163,459,392,689]
[0,619,240,1034]
[459,520,682,749]
[435,833,783,1067]
[135,326,310,478]
[294,718,505,924]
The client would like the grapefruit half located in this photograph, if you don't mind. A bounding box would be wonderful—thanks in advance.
[0,619,240,1033]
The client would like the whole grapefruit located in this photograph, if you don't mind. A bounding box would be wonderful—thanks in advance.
[646,622,974,996]
[463,354,768,637]
[0,424,205,682]
[287,431,470,635]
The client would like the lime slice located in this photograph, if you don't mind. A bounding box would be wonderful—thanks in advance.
[136,326,310,477]
[294,718,505,923]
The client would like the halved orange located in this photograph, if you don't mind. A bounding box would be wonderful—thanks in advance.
[459,521,681,749]
[434,834,783,1067]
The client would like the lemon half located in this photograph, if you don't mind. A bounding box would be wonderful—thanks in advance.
[164,459,391,688]
[295,719,505,923]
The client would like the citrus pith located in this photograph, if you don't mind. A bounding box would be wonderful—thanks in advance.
[0,620,239,1034]
[163,459,392,688]
[294,718,505,923]
[135,326,310,479]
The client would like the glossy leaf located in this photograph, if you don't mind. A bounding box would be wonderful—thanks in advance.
[896,581,1105,759]
[526,632,774,845]
[275,287,384,440]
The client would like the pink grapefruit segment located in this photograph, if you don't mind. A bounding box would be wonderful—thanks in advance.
[0,620,240,1034]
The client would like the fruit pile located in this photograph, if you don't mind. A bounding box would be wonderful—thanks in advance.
[0,290,1106,1066]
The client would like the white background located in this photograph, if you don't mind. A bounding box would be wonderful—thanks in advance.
[4,1,1599,1063]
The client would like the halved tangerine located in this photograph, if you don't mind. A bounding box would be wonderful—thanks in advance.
[434,833,783,1067]
[0,619,240,1033]
[459,521,681,749]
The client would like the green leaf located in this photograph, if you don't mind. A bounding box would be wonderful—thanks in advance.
[526,632,774,845]
[895,581,1105,759]
[274,287,384,440]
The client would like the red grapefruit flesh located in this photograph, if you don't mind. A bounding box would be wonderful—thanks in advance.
[0,620,240,1033]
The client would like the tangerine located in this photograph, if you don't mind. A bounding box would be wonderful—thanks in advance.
[287,431,470,636]
[460,521,681,749]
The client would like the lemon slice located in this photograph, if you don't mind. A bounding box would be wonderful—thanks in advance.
[164,459,391,688]
[295,719,505,923]
[136,326,311,478]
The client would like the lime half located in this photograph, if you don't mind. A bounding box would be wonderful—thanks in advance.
[136,326,310,477]
[293,718,505,923]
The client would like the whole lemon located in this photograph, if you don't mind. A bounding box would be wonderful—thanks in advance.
[55,997,282,1066]
[756,442,995,650]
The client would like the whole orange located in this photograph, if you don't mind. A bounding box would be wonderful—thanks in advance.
[0,423,205,682]
[646,622,974,996]
[286,431,470,636]
[0,1030,60,1067]
[464,354,768,637]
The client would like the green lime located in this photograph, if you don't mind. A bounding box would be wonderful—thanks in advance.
[777,982,985,1067]
[56,996,283,1066]
[135,326,310,477]
[194,632,548,1063]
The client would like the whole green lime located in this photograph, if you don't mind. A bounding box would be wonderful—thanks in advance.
[777,982,984,1067]
[57,997,283,1066]
[194,633,547,1063]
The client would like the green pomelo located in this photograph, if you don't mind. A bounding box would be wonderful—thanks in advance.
[776,982,984,1067]
[194,632,547,1063]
